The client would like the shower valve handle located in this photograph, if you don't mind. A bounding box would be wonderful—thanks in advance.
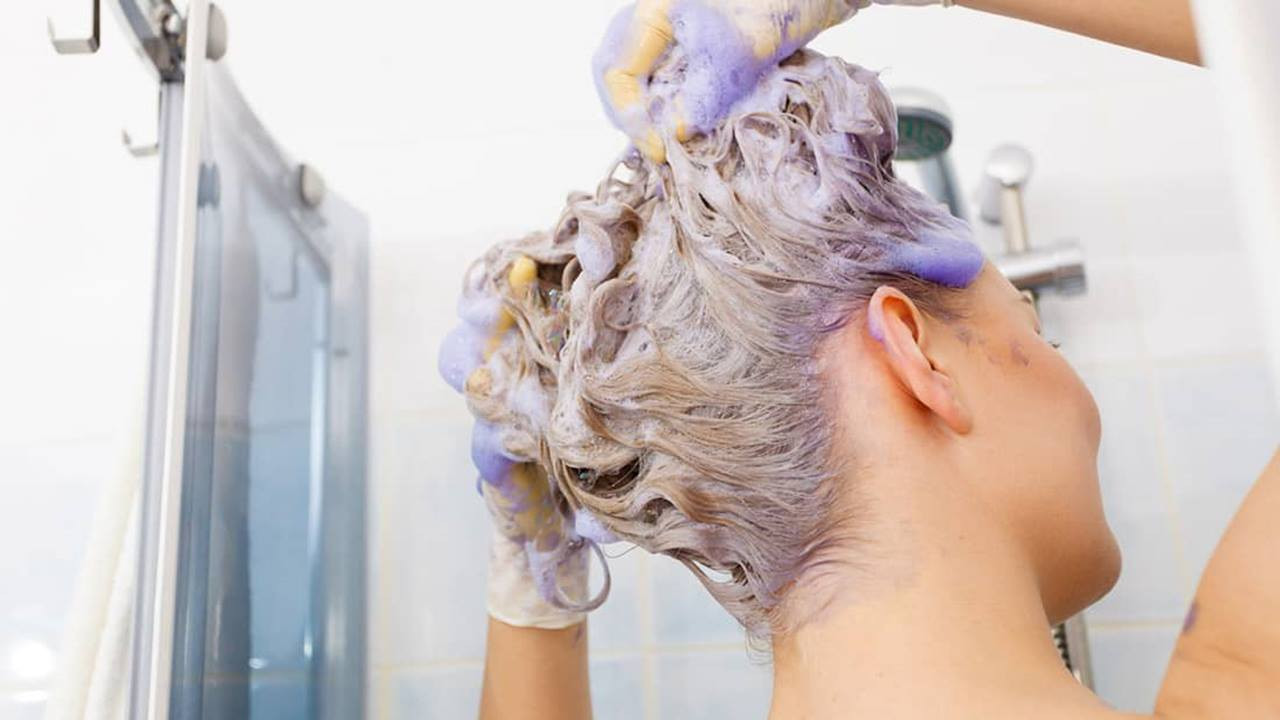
[978,144,1035,255]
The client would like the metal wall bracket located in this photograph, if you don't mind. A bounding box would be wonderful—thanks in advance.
[122,86,163,158]
[122,128,159,157]
[47,0,101,54]
[104,3,230,158]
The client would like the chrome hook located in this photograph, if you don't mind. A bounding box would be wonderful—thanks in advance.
[122,128,159,158]
[47,0,101,54]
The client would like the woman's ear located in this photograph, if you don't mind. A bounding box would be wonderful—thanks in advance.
[866,286,973,435]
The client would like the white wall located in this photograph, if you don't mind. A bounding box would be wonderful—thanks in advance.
[0,7,157,718]
[1,2,1276,718]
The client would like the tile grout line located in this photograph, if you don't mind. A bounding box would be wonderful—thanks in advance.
[1069,350,1267,380]
[1146,350,1270,371]
[1126,239,1197,608]
[368,420,398,720]
[639,551,659,720]
[367,640,756,675]
[372,669,390,720]
[1087,617,1184,632]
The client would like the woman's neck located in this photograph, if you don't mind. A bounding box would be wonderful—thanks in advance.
[768,466,1116,720]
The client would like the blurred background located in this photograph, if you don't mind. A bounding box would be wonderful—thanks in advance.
[2,1,1278,718]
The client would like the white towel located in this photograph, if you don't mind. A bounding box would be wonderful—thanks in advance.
[44,404,143,720]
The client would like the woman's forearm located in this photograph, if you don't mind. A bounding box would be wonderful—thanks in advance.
[1156,448,1280,717]
[479,617,592,720]
[956,0,1201,64]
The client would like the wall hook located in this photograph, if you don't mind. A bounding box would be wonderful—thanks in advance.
[47,0,101,54]
[122,128,159,157]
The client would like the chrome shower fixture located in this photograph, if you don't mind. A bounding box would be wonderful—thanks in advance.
[892,87,967,220]
[978,143,1087,298]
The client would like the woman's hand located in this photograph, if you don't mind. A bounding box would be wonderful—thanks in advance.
[593,0,942,162]
[479,474,594,720]
[480,457,591,629]
[464,257,600,719]
[443,255,595,627]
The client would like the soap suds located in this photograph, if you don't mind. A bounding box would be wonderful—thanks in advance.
[442,47,985,634]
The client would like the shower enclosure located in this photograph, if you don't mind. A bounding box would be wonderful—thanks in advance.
[50,2,369,718]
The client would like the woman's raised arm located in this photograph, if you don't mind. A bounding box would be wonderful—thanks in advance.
[957,0,1200,65]
[479,617,592,720]
[1155,448,1280,716]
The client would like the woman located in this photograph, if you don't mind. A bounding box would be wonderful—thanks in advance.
[440,2,1279,718]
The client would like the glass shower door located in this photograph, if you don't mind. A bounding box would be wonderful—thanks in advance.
[136,54,368,720]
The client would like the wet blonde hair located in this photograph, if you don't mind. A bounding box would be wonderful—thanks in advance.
[459,50,976,638]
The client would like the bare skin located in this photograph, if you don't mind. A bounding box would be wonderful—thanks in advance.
[479,617,591,720]
[766,265,1120,720]
[768,265,1280,719]
[957,0,1201,65]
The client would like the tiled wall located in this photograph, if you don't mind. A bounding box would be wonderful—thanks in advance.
[4,2,1278,718]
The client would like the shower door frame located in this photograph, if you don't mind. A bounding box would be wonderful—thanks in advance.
[120,2,368,718]
[128,2,211,715]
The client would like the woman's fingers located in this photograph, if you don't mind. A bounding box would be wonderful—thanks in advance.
[595,1,866,163]
[599,0,678,161]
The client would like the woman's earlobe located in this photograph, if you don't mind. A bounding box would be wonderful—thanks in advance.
[931,374,974,435]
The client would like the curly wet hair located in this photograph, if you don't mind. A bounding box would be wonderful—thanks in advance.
[459,49,973,639]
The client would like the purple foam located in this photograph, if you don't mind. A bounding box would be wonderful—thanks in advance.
[574,508,619,544]
[886,229,985,288]
[471,419,516,488]
[437,323,485,393]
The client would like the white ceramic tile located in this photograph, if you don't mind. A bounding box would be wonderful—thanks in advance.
[390,665,483,720]
[368,237,468,418]
[1131,251,1264,361]
[589,547,648,653]
[1087,623,1180,713]
[655,649,773,720]
[590,655,646,720]
[369,411,492,666]
[1079,368,1187,623]
[650,554,747,648]
[1122,173,1242,256]
[386,659,646,720]
[1154,357,1280,584]
[367,671,390,720]
[1038,258,1143,367]
[369,228,539,419]
[1095,78,1233,188]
